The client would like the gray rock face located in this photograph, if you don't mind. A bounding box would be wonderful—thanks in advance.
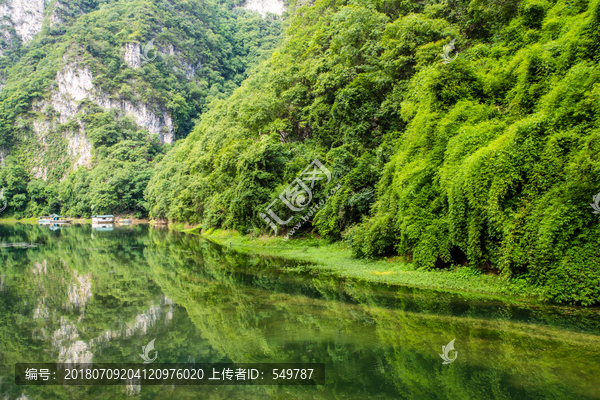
[123,42,142,69]
[67,130,93,171]
[0,0,45,43]
[28,63,174,180]
[51,65,174,144]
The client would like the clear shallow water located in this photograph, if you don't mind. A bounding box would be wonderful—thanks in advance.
[0,223,599,400]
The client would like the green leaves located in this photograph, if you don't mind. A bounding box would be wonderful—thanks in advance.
[144,0,600,304]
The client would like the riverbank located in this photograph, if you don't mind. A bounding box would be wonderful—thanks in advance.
[0,218,546,303]
[0,217,93,224]
[179,227,547,303]
[0,216,150,224]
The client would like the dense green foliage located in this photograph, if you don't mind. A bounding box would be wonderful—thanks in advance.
[58,112,166,217]
[1,224,599,399]
[146,0,600,304]
[0,0,282,146]
[0,0,282,217]
[1,0,598,304]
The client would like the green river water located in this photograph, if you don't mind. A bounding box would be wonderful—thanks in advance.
[0,223,598,399]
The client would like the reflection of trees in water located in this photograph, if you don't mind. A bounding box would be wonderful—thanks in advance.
[0,225,178,399]
[0,225,271,399]
[146,231,600,400]
[0,225,599,399]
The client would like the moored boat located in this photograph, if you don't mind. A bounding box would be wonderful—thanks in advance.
[38,214,71,224]
[92,215,114,223]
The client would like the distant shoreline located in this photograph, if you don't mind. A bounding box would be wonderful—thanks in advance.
[0,217,153,224]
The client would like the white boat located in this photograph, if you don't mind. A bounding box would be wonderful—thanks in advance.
[38,214,70,225]
[92,215,114,223]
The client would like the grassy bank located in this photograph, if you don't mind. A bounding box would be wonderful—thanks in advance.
[179,227,546,303]
[0,217,40,224]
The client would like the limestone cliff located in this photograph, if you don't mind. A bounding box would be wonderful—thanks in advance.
[52,64,174,143]
[28,62,175,177]
[0,0,284,193]
[0,0,45,44]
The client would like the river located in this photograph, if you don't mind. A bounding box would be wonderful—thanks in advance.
[0,223,598,399]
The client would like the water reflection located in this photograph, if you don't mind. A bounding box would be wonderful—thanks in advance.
[92,223,114,231]
[0,224,598,399]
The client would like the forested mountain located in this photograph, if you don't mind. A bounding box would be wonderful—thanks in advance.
[145,0,600,305]
[1,0,599,304]
[0,0,283,217]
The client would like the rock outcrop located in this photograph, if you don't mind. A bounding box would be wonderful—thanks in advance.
[26,57,175,180]
[123,42,142,69]
[0,0,45,44]
[51,64,174,143]
[67,129,93,170]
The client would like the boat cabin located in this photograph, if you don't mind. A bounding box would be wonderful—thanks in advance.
[38,214,70,224]
[92,215,114,223]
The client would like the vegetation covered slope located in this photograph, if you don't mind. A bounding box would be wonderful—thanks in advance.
[0,0,282,217]
[146,0,600,305]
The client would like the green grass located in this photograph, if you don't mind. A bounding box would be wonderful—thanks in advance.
[0,217,39,223]
[0,217,545,303]
[184,228,547,304]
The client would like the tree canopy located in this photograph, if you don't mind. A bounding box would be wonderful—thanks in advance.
[146,0,600,305]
